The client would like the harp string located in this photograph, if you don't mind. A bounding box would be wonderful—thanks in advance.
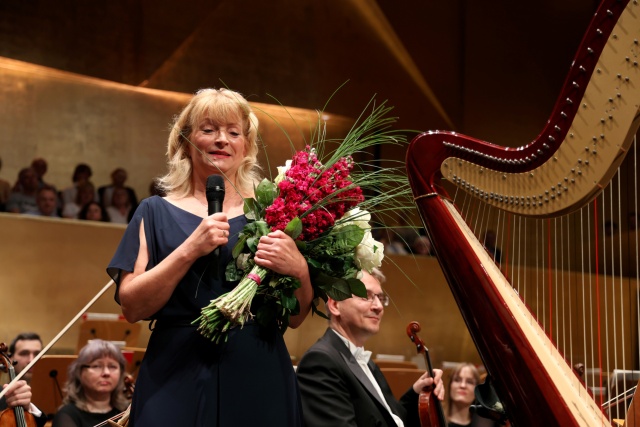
[449,135,639,419]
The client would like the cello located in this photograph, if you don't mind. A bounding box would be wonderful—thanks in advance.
[406,321,446,427]
[0,343,37,427]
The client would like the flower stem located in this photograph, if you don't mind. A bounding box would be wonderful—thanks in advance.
[195,265,269,342]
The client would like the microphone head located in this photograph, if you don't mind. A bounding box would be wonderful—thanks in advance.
[206,175,225,201]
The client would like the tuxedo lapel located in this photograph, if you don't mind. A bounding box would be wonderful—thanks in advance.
[324,330,390,409]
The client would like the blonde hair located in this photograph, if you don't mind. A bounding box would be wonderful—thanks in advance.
[158,88,262,197]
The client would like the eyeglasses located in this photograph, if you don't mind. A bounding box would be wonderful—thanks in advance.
[81,364,120,373]
[452,377,477,386]
[358,292,390,307]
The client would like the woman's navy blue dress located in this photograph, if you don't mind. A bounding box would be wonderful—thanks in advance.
[107,196,302,426]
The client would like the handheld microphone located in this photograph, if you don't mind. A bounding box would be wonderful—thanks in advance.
[206,175,225,256]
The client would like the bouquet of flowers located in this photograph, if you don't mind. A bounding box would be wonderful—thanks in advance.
[194,99,415,343]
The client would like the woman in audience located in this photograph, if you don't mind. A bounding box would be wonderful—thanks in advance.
[78,201,110,222]
[52,340,129,427]
[62,182,96,219]
[106,187,133,224]
[446,363,497,427]
[60,163,94,206]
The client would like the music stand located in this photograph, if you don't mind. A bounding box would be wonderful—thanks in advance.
[29,355,76,420]
[76,319,141,352]
[121,346,146,380]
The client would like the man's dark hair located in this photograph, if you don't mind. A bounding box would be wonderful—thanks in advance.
[9,332,42,356]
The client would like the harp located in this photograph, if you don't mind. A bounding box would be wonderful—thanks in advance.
[406,0,640,426]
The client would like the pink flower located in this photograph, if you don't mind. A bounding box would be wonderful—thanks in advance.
[264,147,364,241]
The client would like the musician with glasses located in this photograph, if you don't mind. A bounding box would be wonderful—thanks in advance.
[297,268,445,427]
[52,339,129,427]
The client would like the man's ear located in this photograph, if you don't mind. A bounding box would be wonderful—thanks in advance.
[327,298,340,318]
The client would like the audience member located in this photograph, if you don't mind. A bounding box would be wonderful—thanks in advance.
[106,187,134,224]
[147,178,166,198]
[411,235,434,256]
[375,229,409,255]
[0,157,10,211]
[6,167,39,213]
[98,168,138,209]
[60,164,94,206]
[78,201,110,222]
[446,363,497,427]
[25,187,60,218]
[297,269,444,426]
[482,230,501,264]
[62,182,96,219]
[0,332,47,427]
[52,339,129,427]
[31,158,56,191]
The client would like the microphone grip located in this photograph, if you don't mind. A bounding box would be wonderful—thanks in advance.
[208,200,222,216]
[209,200,223,256]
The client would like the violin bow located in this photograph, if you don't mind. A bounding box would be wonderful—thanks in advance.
[0,280,115,400]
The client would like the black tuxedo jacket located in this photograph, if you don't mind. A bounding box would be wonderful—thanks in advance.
[297,328,420,427]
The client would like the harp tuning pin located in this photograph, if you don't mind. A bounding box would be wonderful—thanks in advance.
[560,112,567,118]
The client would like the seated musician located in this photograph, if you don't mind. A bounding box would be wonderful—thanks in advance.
[52,339,129,427]
[296,269,444,427]
[446,363,498,427]
[0,332,47,427]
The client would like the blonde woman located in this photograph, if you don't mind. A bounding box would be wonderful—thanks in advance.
[107,88,313,426]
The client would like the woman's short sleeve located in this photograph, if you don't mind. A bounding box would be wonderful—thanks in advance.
[106,198,150,303]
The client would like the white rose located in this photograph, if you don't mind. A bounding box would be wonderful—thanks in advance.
[274,160,292,184]
[338,207,371,231]
[354,230,384,272]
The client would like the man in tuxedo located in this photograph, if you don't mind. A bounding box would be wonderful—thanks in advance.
[297,269,444,427]
[0,333,47,427]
